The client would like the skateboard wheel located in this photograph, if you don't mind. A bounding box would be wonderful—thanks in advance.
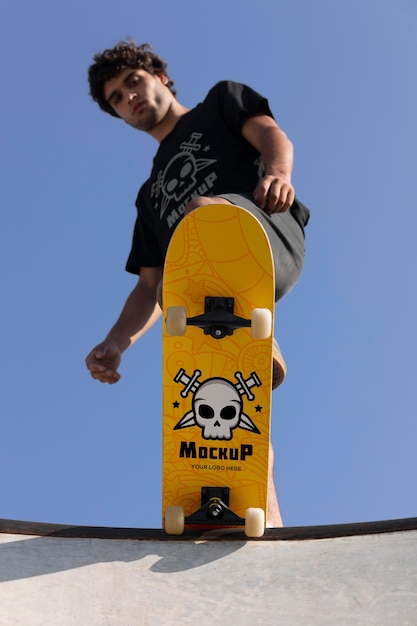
[166,306,187,336]
[250,308,272,339]
[164,505,185,535]
[244,508,265,538]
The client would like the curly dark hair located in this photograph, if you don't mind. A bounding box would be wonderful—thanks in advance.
[88,41,176,118]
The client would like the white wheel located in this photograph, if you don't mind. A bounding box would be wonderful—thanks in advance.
[250,308,272,339]
[166,306,187,336]
[244,507,265,538]
[164,505,185,535]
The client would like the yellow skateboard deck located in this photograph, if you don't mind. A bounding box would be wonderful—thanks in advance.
[162,204,275,537]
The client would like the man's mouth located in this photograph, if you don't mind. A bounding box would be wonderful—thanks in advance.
[133,101,146,114]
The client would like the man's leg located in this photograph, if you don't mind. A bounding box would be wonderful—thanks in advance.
[184,195,232,214]
[267,442,283,527]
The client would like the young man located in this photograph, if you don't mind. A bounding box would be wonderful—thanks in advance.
[86,41,309,527]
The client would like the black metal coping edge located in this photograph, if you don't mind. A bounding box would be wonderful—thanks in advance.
[1,516,416,542]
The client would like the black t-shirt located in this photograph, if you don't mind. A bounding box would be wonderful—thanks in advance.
[126,81,285,274]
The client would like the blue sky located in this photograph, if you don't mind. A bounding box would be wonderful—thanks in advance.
[1,0,416,529]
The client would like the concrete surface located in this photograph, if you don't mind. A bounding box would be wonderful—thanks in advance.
[1,517,416,625]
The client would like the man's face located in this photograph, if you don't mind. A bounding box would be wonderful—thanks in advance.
[103,68,174,132]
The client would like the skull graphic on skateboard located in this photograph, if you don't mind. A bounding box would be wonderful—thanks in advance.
[162,204,275,537]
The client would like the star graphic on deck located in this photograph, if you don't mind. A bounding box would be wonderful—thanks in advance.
[255,405,262,413]
[173,401,180,409]
[184,277,212,304]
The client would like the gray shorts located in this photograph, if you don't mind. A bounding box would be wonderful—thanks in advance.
[218,193,308,302]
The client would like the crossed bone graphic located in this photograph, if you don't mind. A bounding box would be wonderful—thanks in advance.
[173,368,262,441]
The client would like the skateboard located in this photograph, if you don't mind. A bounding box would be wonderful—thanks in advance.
[162,204,276,537]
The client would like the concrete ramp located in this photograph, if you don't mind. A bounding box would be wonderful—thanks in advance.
[1,517,416,625]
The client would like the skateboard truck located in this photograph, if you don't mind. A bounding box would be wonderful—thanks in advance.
[187,297,250,339]
[185,486,245,526]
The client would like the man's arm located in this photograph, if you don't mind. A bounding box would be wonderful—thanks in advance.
[85,266,163,384]
[242,114,295,213]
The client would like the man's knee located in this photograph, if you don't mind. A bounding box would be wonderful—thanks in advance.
[185,195,232,215]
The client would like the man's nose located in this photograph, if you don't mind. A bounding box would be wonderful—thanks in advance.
[128,91,137,103]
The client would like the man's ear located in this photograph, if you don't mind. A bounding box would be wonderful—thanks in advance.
[156,72,169,85]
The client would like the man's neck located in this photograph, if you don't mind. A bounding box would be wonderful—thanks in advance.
[148,101,190,143]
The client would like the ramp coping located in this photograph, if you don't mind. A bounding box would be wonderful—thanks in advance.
[1,516,416,541]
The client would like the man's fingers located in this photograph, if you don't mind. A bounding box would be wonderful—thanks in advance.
[262,179,295,214]
[267,189,294,213]
[89,365,120,384]
[254,176,294,212]
[253,180,269,208]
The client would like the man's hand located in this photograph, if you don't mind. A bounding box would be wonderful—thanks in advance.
[253,174,295,214]
[86,339,122,384]
[85,270,163,386]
